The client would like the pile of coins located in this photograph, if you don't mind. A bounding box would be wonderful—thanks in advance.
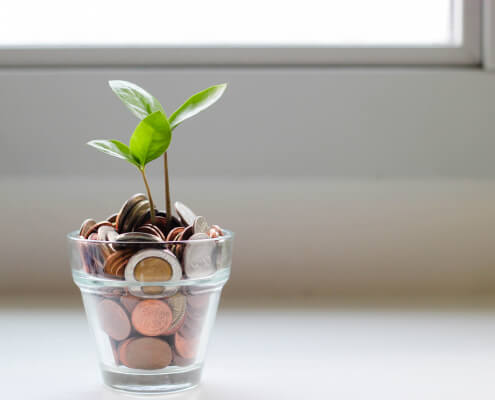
[96,290,211,369]
[78,194,228,370]
[78,194,226,284]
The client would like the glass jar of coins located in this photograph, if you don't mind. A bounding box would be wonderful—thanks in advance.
[68,196,233,394]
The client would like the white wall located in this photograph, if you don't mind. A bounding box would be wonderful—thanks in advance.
[2,67,495,298]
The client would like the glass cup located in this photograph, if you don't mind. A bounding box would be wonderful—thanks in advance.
[67,230,233,394]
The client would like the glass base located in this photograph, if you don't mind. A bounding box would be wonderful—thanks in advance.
[101,364,202,394]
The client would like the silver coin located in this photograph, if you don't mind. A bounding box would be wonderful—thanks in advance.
[97,225,117,241]
[183,233,216,278]
[174,201,197,227]
[113,231,162,251]
[193,216,209,234]
[116,232,162,242]
[125,249,182,298]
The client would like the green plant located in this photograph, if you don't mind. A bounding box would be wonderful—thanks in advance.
[88,80,227,226]
[87,111,171,222]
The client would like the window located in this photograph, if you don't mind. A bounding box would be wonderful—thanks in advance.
[0,0,482,66]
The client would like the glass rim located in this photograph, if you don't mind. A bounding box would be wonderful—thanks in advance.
[72,266,231,288]
[67,228,234,245]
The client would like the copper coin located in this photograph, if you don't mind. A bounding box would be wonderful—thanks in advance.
[79,218,96,238]
[87,232,105,273]
[104,250,133,278]
[85,221,113,238]
[208,227,219,238]
[181,225,194,241]
[120,295,140,314]
[116,193,146,233]
[178,316,203,339]
[117,337,134,366]
[211,225,224,236]
[174,333,198,360]
[120,337,172,370]
[131,300,173,336]
[136,224,166,240]
[97,299,131,341]
[166,226,185,242]
[107,213,118,223]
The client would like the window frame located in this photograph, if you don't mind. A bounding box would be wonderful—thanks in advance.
[0,0,482,67]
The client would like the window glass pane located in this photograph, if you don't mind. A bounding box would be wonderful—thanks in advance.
[1,0,456,47]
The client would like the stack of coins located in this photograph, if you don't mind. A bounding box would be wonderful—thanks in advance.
[79,194,227,370]
[78,195,226,281]
[95,290,207,369]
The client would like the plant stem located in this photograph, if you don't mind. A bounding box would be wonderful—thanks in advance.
[139,167,156,224]
[163,152,172,231]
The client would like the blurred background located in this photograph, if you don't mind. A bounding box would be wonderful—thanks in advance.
[2,1,495,398]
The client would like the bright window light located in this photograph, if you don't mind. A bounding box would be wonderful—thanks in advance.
[1,0,457,47]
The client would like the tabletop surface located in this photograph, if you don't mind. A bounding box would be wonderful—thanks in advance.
[2,298,495,400]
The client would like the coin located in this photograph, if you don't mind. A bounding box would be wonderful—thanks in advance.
[97,225,117,242]
[116,193,146,233]
[122,199,150,233]
[193,216,209,234]
[120,337,172,370]
[174,201,197,227]
[112,232,162,251]
[183,233,216,278]
[131,300,173,336]
[104,250,133,278]
[79,218,96,238]
[120,295,140,314]
[208,227,219,238]
[106,213,118,223]
[162,293,187,335]
[97,299,131,341]
[136,224,165,240]
[174,333,198,360]
[181,225,194,241]
[166,226,185,242]
[125,249,182,297]
[211,225,224,236]
[178,317,202,339]
[85,221,113,238]
[87,232,106,273]
[78,242,92,274]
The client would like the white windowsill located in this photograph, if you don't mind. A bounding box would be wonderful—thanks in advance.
[3,298,495,399]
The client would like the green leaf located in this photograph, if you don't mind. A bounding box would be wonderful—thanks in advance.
[109,80,166,120]
[87,139,140,167]
[129,111,172,167]
[169,83,227,130]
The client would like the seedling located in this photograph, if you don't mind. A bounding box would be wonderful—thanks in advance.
[87,80,227,226]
